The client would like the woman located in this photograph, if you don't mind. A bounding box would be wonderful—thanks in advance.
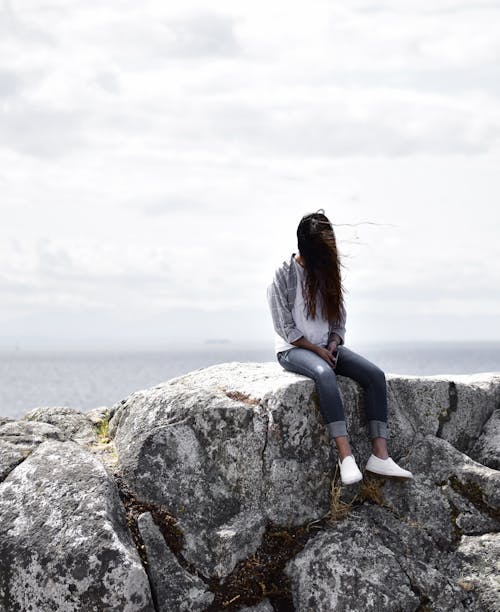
[267,210,413,485]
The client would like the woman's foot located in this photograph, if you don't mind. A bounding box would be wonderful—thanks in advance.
[365,454,413,480]
[338,454,363,485]
[372,436,389,459]
[367,436,412,479]
[334,435,353,462]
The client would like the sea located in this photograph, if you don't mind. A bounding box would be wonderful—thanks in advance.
[1,342,499,420]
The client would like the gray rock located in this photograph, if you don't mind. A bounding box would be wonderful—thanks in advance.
[382,435,500,515]
[469,409,500,470]
[0,439,154,611]
[109,363,500,583]
[85,405,111,426]
[137,511,214,611]
[239,599,274,611]
[0,440,31,481]
[23,405,98,445]
[285,504,468,611]
[285,506,420,611]
[384,373,499,458]
[451,532,500,612]
[0,419,66,481]
[365,505,468,610]
[386,376,449,442]
[445,483,500,536]
[0,418,65,445]
[4,362,495,611]
[109,362,336,577]
[436,375,499,453]
[378,435,500,556]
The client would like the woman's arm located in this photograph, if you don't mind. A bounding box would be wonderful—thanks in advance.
[266,268,303,343]
[328,332,343,347]
[328,302,347,346]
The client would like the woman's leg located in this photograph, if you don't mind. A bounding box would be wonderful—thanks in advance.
[335,345,389,458]
[277,348,353,459]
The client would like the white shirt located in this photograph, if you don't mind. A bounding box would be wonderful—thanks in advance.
[274,257,330,354]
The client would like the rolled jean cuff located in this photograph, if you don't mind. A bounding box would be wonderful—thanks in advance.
[369,420,388,439]
[326,420,348,439]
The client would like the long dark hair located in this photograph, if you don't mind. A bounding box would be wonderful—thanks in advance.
[296,209,344,323]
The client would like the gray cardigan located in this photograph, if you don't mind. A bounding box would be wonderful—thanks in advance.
[266,253,347,346]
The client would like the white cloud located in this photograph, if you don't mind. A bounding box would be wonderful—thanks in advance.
[1,0,500,347]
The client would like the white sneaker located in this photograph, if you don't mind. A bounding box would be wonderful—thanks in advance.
[338,455,363,485]
[365,454,413,480]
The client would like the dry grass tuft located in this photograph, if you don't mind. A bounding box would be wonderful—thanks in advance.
[94,415,111,444]
[359,475,385,506]
[327,463,358,522]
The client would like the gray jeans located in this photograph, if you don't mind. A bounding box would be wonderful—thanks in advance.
[277,345,388,440]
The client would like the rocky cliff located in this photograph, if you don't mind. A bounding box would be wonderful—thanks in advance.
[0,363,499,611]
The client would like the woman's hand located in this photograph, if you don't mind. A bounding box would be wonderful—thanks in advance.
[327,339,339,354]
[291,336,338,369]
[315,346,337,369]
[326,339,339,368]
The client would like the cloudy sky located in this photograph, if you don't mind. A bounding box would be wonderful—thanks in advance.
[1,0,499,350]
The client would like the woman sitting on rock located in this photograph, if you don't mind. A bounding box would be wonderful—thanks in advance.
[266,209,413,485]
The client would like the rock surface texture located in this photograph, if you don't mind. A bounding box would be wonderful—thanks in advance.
[0,363,499,611]
[0,439,153,611]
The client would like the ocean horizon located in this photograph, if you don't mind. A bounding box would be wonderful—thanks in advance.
[1,341,499,420]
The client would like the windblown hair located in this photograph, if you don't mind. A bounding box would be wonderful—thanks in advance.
[296,209,344,323]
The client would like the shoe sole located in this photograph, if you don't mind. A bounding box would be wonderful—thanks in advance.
[340,474,363,485]
[365,469,413,481]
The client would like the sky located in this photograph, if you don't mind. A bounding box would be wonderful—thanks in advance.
[1,0,500,350]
